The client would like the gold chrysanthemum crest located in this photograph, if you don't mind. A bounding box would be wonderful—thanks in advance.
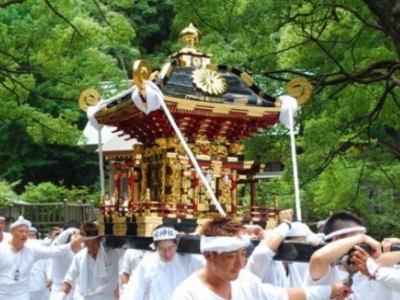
[191,69,227,96]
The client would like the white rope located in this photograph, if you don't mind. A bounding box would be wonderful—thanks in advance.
[131,81,226,217]
[162,101,225,216]
[279,95,302,221]
[98,129,105,196]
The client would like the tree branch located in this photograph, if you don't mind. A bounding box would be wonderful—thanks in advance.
[0,0,25,8]
[332,3,385,32]
[299,81,395,187]
[43,0,82,39]
[187,0,225,38]
[90,0,112,28]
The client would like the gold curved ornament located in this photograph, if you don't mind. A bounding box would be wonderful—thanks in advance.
[191,69,227,96]
[286,78,313,106]
[149,70,159,82]
[78,89,100,112]
[133,60,151,97]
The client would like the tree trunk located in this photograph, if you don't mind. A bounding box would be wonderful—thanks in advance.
[363,0,400,58]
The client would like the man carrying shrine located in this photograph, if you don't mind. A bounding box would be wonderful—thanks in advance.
[120,224,205,300]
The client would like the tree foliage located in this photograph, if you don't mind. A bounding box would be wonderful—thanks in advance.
[21,181,94,203]
[0,180,20,206]
[0,0,136,190]
[1,0,400,239]
[169,0,400,238]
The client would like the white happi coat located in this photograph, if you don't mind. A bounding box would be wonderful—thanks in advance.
[0,239,72,300]
[265,261,308,288]
[29,256,51,300]
[63,241,124,300]
[369,264,400,295]
[120,248,142,275]
[49,228,80,300]
[304,264,393,300]
[246,241,308,287]
[390,265,400,299]
[49,249,76,300]
[0,231,11,244]
[120,251,205,300]
[118,248,142,295]
[171,269,289,300]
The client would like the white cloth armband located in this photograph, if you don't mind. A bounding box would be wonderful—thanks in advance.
[303,285,331,300]
[273,222,291,238]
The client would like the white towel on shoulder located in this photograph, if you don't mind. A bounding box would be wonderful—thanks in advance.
[79,241,108,296]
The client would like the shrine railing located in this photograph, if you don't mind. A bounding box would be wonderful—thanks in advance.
[102,201,278,223]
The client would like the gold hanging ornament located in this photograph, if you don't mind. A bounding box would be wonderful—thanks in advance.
[286,78,313,105]
[79,89,101,112]
[133,60,151,98]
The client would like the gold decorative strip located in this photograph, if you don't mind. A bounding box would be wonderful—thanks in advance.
[240,72,254,87]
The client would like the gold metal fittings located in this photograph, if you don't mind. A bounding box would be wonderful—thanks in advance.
[78,89,101,112]
[286,78,313,105]
[180,23,202,49]
[133,60,151,97]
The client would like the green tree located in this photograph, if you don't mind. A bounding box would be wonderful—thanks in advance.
[169,0,400,238]
[21,181,95,204]
[0,0,137,190]
[21,182,68,203]
[0,180,20,206]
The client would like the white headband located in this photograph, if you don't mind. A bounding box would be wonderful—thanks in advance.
[81,235,101,241]
[200,235,251,254]
[324,226,366,241]
[153,227,177,242]
[10,216,32,231]
[317,220,326,229]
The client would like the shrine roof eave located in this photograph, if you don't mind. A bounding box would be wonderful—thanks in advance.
[103,151,134,158]
[93,95,281,144]
[94,94,282,123]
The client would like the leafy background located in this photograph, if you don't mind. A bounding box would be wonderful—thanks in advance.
[0,0,399,239]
